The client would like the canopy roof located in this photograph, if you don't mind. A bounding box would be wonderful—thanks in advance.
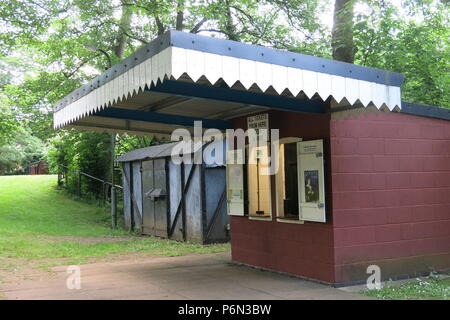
[54,30,404,136]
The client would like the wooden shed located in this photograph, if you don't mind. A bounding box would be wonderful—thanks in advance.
[118,140,229,244]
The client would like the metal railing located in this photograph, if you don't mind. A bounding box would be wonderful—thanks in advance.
[58,164,122,202]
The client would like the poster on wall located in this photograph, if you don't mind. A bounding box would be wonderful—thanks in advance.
[226,150,245,216]
[304,170,319,203]
[297,140,326,223]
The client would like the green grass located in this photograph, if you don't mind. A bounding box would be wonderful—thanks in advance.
[0,175,229,267]
[365,274,450,300]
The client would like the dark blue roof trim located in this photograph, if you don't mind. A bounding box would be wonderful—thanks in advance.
[150,80,326,114]
[55,30,404,112]
[401,101,450,121]
[95,107,233,129]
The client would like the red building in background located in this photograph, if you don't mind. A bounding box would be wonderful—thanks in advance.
[29,161,49,175]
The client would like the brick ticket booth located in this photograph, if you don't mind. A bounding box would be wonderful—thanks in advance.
[229,106,450,285]
[53,30,450,286]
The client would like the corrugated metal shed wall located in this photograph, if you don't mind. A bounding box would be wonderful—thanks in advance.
[132,161,143,230]
[120,141,228,243]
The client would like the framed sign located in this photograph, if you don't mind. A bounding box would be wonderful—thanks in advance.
[297,140,326,223]
[247,113,269,143]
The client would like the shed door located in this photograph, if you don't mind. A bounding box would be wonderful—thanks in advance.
[141,159,168,237]
[142,160,155,235]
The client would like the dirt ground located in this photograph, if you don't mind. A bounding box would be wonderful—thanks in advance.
[0,250,164,287]
[0,252,372,300]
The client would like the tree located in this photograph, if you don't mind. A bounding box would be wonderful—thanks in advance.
[353,0,449,108]
[0,57,21,145]
[0,0,325,190]
[332,0,356,63]
[0,104,18,146]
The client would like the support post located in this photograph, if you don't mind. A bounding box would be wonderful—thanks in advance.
[78,172,82,198]
[57,169,63,186]
[102,182,106,205]
[111,133,117,229]
[180,162,187,241]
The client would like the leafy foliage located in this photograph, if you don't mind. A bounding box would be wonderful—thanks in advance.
[0,104,18,146]
[0,126,45,174]
[46,130,112,196]
[354,0,450,107]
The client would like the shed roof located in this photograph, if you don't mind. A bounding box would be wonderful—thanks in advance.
[117,142,179,162]
[117,140,207,162]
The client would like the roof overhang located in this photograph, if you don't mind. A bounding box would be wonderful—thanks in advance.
[53,30,404,136]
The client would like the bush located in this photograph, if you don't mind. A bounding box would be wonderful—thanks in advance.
[47,129,112,198]
[46,130,159,200]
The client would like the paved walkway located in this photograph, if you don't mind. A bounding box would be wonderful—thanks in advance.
[1,253,371,300]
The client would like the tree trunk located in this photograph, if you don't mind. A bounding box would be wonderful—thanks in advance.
[224,0,238,41]
[176,0,184,31]
[155,16,166,35]
[114,2,133,59]
[331,0,355,63]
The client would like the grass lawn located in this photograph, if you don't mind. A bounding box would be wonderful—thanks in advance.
[0,175,229,271]
[365,275,450,300]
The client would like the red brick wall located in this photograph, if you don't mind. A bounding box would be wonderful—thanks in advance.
[331,110,450,283]
[230,110,336,283]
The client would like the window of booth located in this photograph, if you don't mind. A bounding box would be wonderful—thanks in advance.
[247,145,272,220]
[276,138,326,223]
[226,145,272,220]
[276,138,303,223]
[226,149,246,216]
[226,139,325,222]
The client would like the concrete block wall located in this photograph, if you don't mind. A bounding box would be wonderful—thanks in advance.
[331,110,450,283]
[231,218,335,282]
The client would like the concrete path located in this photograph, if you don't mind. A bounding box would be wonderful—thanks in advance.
[1,253,371,300]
